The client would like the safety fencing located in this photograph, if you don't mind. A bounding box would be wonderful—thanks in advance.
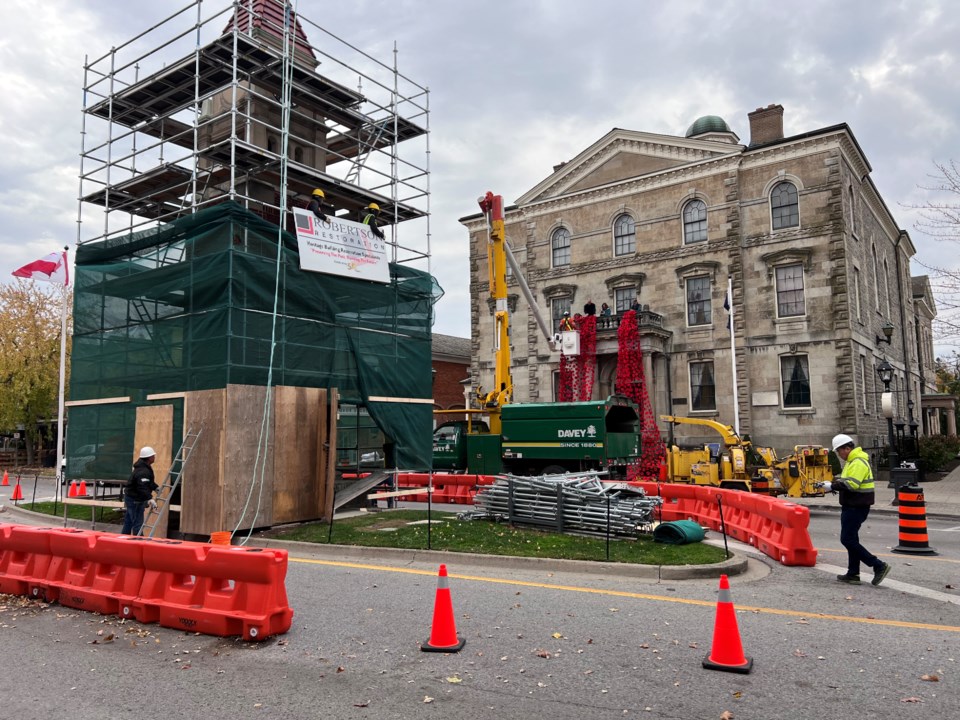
[0,525,293,641]
[342,472,816,566]
[629,482,818,566]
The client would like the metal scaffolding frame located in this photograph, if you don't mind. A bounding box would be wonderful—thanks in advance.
[76,0,431,270]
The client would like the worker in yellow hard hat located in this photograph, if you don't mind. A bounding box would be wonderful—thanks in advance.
[308,188,329,223]
[362,202,385,240]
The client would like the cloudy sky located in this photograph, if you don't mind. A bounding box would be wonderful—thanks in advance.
[1,0,957,350]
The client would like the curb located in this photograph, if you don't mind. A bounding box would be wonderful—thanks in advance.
[0,502,122,531]
[245,535,749,580]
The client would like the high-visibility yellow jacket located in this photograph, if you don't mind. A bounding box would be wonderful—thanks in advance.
[833,446,875,507]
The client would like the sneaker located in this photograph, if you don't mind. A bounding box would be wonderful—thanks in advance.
[872,563,891,586]
[836,574,861,584]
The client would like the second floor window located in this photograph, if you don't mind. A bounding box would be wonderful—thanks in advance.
[683,199,707,244]
[771,181,799,230]
[690,361,716,411]
[551,297,572,330]
[781,354,811,407]
[551,228,571,267]
[775,264,805,317]
[615,287,636,313]
[614,214,635,256]
[686,276,711,326]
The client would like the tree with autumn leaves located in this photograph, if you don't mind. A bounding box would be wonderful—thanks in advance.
[0,280,71,466]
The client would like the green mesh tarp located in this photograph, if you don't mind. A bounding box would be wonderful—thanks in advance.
[68,201,439,477]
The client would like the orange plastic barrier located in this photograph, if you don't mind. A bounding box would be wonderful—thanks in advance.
[395,473,497,505]
[131,541,292,640]
[630,482,817,567]
[0,525,54,597]
[0,525,293,641]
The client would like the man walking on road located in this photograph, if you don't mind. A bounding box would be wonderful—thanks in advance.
[830,434,891,586]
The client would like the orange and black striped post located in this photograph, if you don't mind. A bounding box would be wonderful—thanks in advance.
[892,483,938,556]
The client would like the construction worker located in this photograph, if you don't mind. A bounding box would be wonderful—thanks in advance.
[559,311,575,332]
[308,188,329,222]
[362,202,385,240]
[122,446,159,536]
[829,433,891,586]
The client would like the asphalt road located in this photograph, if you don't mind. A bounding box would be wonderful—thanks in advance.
[2,478,958,718]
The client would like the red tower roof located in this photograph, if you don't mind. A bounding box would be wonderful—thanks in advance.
[224,0,318,63]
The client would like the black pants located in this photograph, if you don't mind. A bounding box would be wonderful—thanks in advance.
[840,506,883,576]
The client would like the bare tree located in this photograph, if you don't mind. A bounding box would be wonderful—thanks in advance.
[911,161,960,347]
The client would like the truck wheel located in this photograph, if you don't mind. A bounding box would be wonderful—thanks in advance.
[542,465,567,476]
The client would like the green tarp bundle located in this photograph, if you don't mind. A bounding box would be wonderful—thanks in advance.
[69,201,441,477]
[652,520,706,545]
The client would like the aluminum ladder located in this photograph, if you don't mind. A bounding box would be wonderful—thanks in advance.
[139,426,202,538]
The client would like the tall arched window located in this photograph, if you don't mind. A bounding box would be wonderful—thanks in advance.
[771,181,799,229]
[551,227,571,267]
[613,214,635,256]
[683,199,707,244]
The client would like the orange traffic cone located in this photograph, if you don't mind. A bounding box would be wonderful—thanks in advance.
[68,480,79,498]
[421,564,465,653]
[77,480,89,497]
[1,470,8,486]
[702,574,752,674]
[11,481,24,502]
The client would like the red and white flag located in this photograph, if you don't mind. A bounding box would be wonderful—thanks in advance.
[12,250,70,286]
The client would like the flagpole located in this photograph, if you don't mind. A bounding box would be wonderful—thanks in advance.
[55,246,69,485]
[728,276,740,437]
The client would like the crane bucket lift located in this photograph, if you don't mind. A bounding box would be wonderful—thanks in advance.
[476,191,557,433]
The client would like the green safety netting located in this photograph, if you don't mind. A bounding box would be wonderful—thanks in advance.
[67,201,440,478]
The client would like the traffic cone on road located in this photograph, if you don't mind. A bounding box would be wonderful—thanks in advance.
[892,484,938,556]
[11,481,24,502]
[1,470,8,486]
[77,480,89,497]
[702,574,753,674]
[421,564,465,653]
[68,480,79,498]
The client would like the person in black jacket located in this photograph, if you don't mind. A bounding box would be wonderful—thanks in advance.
[308,188,329,222]
[122,446,159,536]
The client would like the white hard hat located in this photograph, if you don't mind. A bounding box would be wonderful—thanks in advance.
[831,434,855,452]
[139,446,157,459]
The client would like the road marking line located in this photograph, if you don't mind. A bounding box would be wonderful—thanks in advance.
[816,546,960,564]
[289,556,960,633]
[941,526,960,532]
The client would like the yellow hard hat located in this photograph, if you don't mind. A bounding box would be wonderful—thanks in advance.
[312,188,325,198]
[366,202,381,212]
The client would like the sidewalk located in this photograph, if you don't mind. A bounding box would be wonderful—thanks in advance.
[791,462,960,518]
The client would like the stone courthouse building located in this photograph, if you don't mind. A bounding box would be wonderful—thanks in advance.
[461,104,940,452]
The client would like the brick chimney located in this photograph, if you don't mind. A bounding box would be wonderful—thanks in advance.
[747,104,784,146]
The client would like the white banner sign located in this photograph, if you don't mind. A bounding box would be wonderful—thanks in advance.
[293,207,390,283]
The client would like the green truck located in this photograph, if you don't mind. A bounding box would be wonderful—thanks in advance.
[433,396,641,477]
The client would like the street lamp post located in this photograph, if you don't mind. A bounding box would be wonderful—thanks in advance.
[876,359,899,503]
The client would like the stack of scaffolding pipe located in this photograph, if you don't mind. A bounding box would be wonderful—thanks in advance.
[470,474,662,537]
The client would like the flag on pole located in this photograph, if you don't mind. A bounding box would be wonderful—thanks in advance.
[12,251,70,286]
[723,287,732,330]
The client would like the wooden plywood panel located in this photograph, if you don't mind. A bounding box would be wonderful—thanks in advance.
[134,404,174,538]
[272,386,325,523]
[223,384,274,531]
[181,389,226,536]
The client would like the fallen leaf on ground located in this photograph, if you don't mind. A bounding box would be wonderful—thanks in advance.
[720,712,734,720]
[794,649,806,657]
[901,697,924,703]
[446,676,462,683]
[423,696,434,703]
[551,632,564,639]
[536,649,551,659]
[920,674,939,682]
[354,701,369,707]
